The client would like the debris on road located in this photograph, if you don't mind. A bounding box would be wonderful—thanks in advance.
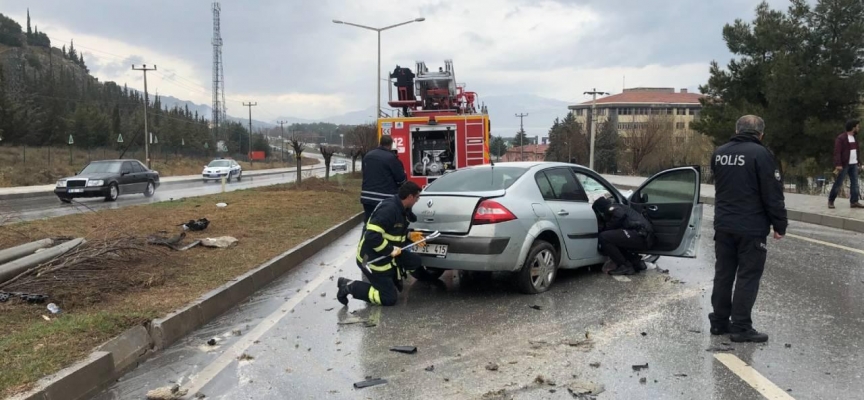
[353,378,387,389]
[688,329,702,334]
[324,307,334,311]
[180,218,210,231]
[216,202,228,208]
[232,329,242,336]
[46,303,61,314]
[238,353,254,361]
[632,363,649,371]
[206,338,217,346]
[566,380,605,397]
[639,377,647,384]
[589,362,601,368]
[565,338,594,352]
[706,346,735,352]
[655,266,670,274]
[201,236,239,248]
[529,304,543,310]
[485,362,499,371]
[146,384,188,400]
[390,346,417,354]
[641,332,647,336]
[534,375,546,384]
[674,374,688,377]
[785,343,792,348]
[425,365,435,372]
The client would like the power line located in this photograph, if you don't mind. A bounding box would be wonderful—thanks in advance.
[515,112,528,160]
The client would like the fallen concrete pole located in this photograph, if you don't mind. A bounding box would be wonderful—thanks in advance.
[0,238,54,265]
[0,237,86,285]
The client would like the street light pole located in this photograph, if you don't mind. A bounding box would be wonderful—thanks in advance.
[583,88,609,170]
[333,17,425,119]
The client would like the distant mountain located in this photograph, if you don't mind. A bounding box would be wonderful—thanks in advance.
[154,95,277,130]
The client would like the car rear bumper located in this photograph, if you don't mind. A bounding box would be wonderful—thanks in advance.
[416,235,524,272]
[54,187,109,199]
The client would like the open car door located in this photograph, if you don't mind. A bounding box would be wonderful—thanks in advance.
[628,166,703,258]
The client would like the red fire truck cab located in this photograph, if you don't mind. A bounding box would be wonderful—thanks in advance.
[379,60,491,188]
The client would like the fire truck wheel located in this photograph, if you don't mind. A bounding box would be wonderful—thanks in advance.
[410,266,446,282]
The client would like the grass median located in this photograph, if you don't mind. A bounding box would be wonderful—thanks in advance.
[0,173,362,397]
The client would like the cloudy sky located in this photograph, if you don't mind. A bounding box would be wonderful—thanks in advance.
[2,0,790,121]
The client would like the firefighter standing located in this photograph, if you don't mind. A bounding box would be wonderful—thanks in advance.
[360,135,407,230]
[593,196,654,275]
[338,182,424,307]
[710,115,787,343]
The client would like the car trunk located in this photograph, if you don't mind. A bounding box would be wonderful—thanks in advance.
[412,190,505,234]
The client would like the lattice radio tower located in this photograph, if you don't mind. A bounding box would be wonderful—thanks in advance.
[211,2,227,140]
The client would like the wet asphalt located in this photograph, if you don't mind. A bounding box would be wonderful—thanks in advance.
[90,204,864,400]
[0,164,353,224]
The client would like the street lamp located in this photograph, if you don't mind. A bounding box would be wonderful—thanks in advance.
[332,17,425,119]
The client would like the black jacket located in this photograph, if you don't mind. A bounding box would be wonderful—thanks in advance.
[598,202,654,238]
[711,134,788,236]
[361,146,407,206]
[358,195,416,274]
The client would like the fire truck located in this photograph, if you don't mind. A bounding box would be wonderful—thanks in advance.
[379,60,491,188]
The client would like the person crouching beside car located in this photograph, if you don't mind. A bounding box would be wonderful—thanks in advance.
[593,197,655,276]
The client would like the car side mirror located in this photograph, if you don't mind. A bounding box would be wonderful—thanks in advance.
[121,171,129,176]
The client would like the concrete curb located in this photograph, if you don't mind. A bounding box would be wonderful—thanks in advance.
[9,212,363,400]
[615,183,864,234]
[0,166,326,201]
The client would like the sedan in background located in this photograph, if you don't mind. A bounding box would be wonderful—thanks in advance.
[202,159,242,182]
[331,160,348,172]
[408,162,704,294]
[54,159,160,203]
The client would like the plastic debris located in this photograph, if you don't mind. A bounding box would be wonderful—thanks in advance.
[146,384,188,400]
[353,378,387,389]
[425,365,435,372]
[181,218,210,231]
[390,346,417,354]
[216,203,228,208]
[632,363,649,371]
[201,236,239,248]
[47,303,61,314]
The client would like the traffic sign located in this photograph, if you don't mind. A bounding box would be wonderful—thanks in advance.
[117,133,124,143]
[68,134,74,145]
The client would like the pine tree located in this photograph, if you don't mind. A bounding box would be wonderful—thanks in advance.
[26,8,32,35]
[595,120,620,174]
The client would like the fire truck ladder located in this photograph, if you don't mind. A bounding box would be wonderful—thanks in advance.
[464,117,487,166]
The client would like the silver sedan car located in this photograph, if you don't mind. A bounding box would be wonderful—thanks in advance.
[408,162,704,294]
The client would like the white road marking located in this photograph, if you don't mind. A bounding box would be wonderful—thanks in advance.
[179,247,356,398]
[785,233,864,255]
[714,353,795,400]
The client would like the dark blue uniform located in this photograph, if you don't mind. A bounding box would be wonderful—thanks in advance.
[710,133,787,337]
[360,146,407,223]
[348,195,420,306]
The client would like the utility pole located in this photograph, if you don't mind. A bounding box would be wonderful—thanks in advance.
[583,88,609,170]
[132,64,156,169]
[277,120,288,162]
[243,101,257,163]
[515,113,528,161]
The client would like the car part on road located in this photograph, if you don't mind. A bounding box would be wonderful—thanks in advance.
[105,182,119,202]
[353,378,387,389]
[515,240,558,294]
[389,346,417,354]
[409,266,446,281]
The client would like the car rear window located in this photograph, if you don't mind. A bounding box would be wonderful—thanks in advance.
[423,166,527,192]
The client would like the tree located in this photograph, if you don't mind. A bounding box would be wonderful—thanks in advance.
[288,130,309,185]
[595,119,619,173]
[490,135,508,160]
[692,0,864,172]
[319,144,336,180]
[514,129,530,149]
[621,114,673,174]
[0,13,24,46]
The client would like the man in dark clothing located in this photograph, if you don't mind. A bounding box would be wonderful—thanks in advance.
[593,196,655,276]
[361,135,408,229]
[710,115,788,343]
[337,182,424,307]
[828,119,862,209]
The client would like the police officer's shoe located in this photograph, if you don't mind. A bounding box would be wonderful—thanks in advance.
[709,313,730,335]
[608,264,636,276]
[730,328,769,343]
[337,278,352,306]
[634,260,648,272]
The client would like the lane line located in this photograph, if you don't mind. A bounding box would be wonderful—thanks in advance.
[714,353,795,400]
[705,217,864,255]
[179,247,356,398]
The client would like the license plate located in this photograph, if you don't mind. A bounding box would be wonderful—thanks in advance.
[68,188,84,193]
[415,244,448,258]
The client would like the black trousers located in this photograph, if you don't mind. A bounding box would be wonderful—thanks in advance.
[711,231,767,331]
[360,203,378,238]
[598,229,651,268]
[349,251,422,307]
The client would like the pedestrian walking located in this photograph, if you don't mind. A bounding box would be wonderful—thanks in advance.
[828,119,862,209]
[360,135,407,235]
[709,115,787,343]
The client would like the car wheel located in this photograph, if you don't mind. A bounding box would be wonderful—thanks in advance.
[410,266,446,281]
[59,197,72,204]
[515,240,558,294]
[236,172,242,181]
[104,182,119,202]
[143,181,155,197]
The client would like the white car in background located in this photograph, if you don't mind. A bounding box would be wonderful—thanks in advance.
[202,159,242,182]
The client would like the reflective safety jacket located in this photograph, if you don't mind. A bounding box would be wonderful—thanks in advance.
[357,195,416,275]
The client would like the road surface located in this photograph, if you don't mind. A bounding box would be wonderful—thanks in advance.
[0,157,357,224]
[92,204,864,400]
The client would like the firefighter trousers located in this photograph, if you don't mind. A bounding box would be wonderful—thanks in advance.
[349,251,422,306]
[711,231,767,331]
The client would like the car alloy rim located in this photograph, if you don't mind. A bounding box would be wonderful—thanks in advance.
[530,249,555,290]
[110,185,118,198]
[147,183,153,194]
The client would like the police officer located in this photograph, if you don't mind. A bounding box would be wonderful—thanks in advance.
[710,115,787,343]
[337,181,425,307]
[360,135,408,233]
[593,196,654,275]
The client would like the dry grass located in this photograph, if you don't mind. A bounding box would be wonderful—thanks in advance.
[0,146,319,187]
[0,175,361,397]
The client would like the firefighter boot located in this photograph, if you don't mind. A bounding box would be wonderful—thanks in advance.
[337,278,352,305]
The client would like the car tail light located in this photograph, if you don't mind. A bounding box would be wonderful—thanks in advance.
[472,199,516,225]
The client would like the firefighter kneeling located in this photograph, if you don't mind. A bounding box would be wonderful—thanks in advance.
[337,181,424,307]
